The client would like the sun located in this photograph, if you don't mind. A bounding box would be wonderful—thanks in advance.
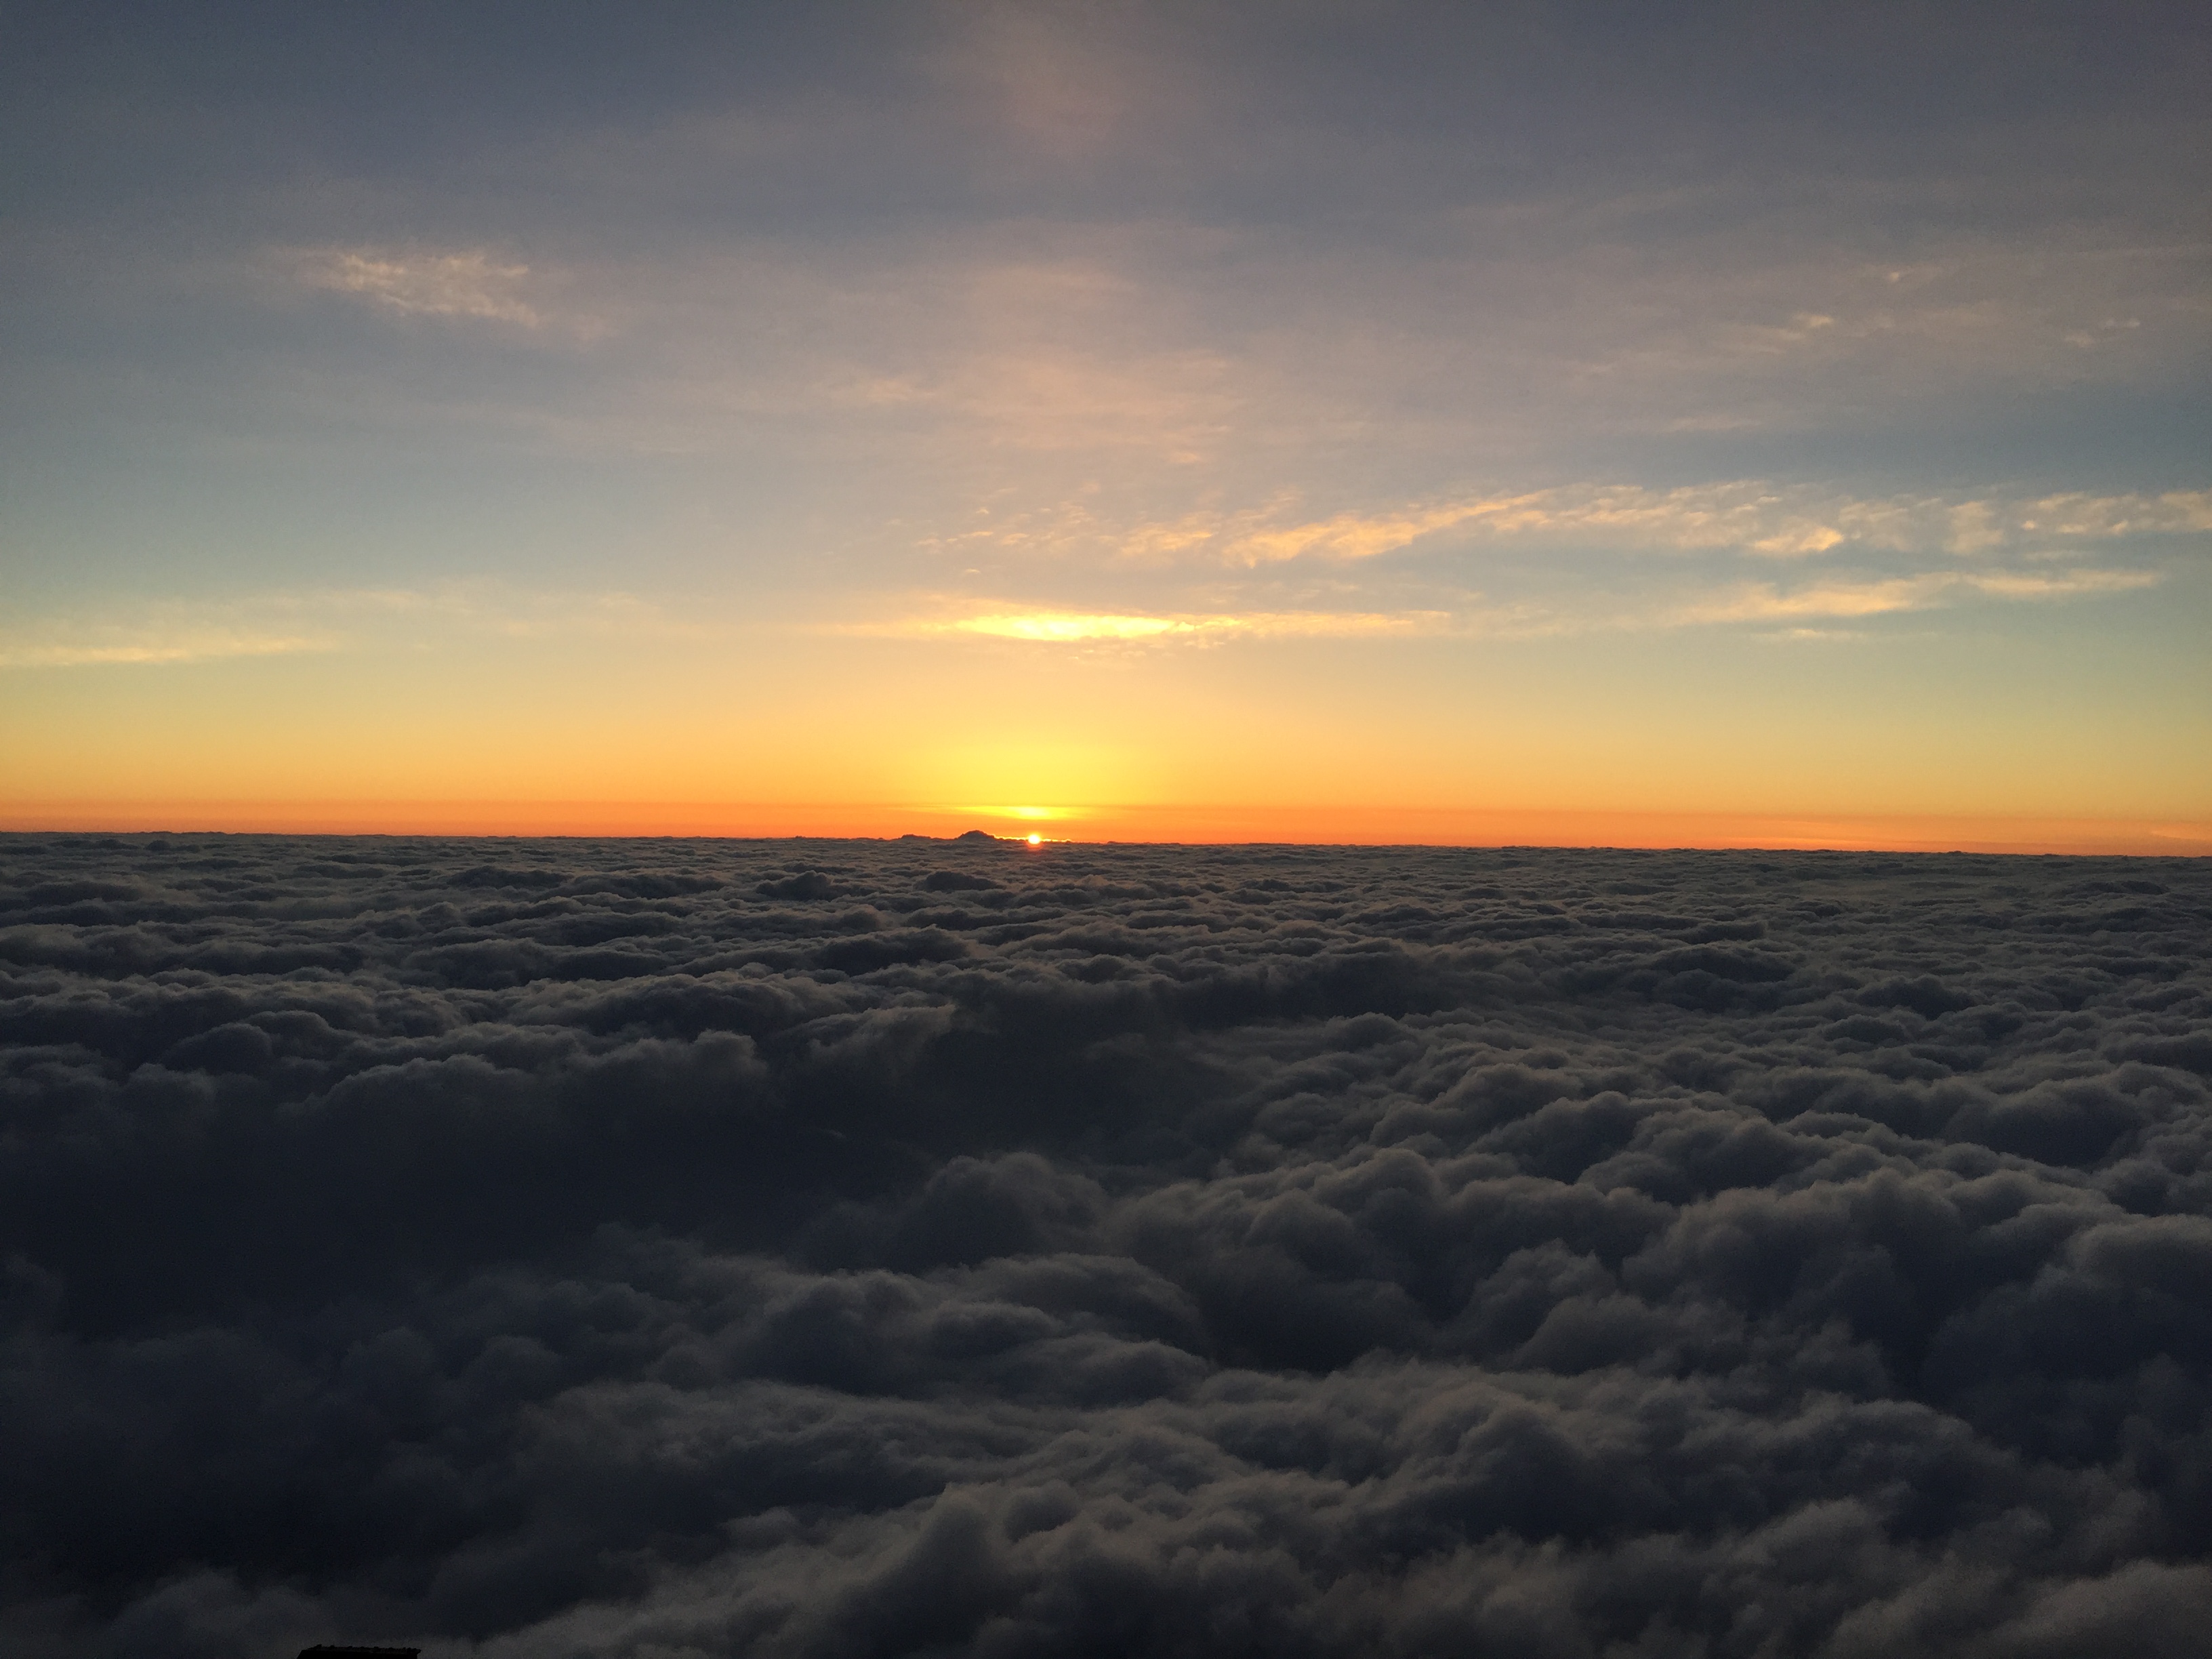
[1026,833,1042,847]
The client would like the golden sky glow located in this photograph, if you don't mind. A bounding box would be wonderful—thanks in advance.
[6,610,2206,850]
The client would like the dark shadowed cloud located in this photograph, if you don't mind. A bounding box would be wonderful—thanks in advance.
[2,834,2207,1656]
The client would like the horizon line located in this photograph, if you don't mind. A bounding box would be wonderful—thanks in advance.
[3,800,2207,858]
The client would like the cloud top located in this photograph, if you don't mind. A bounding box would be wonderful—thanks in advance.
[1,834,2207,1656]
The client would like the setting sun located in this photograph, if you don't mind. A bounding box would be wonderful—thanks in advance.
[4,8,2208,1655]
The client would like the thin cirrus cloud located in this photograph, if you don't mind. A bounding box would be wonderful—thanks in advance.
[0,629,336,670]
[923,609,1452,642]
[0,586,722,670]
[0,592,403,671]
[1187,485,2212,566]
[1676,567,2165,626]
[7,539,2169,676]
[939,483,2212,573]
[855,562,2160,651]
[287,247,551,328]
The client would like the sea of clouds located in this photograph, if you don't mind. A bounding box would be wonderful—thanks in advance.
[2,833,2208,1658]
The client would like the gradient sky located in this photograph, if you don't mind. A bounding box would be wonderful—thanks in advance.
[3,1,2207,846]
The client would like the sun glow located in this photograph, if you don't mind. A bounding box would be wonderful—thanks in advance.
[945,803,1076,822]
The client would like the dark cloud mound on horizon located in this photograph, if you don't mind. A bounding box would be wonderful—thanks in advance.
[2,834,2209,1658]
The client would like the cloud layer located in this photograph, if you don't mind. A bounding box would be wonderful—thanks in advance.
[866,481,2192,651]
[3,835,2208,1656]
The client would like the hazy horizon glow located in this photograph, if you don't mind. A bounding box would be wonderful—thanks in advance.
[3,3,2207,846]
[3,800,2205,858]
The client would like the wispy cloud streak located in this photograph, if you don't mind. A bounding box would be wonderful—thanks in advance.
[1676,567,2163,626]
[958,484,2212,569]
[849,607,1458,643]
[0,586,721,670]
[849,560,2160,650]
[288,247,548,327]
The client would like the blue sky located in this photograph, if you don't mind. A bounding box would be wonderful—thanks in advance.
[2,1,2206,837]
